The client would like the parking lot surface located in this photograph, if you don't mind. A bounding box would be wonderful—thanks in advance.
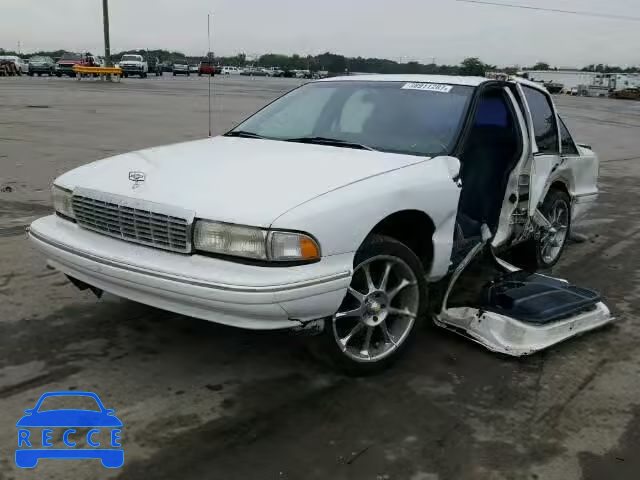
[1,75,640,480]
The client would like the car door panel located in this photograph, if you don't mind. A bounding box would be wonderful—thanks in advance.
[517,84,563,216]
[491,87,530,247]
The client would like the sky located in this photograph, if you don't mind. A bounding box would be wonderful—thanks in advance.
[3,0,640,67]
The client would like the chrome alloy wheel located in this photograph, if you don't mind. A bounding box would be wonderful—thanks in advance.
[540,201,569,264]
[332,255,420,363]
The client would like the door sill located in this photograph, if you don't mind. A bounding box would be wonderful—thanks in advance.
[435,301,612,356]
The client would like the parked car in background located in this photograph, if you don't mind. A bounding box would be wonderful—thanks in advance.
[172,60,190,76]
[0,55,28,74]
[28,56,56,76]
[198,60,220,76]
[147,57,163,76]
[260,67,283,77]
[55,52,83,77]
[189,64,199,74]
[221,66,242,75]
[119,54,148,78]
[292,69,312,79]
[29,75,607,373]
[240,67,268,77]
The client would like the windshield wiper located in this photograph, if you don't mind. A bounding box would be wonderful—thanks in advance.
[283,136,376,151]
[225,130,266,139]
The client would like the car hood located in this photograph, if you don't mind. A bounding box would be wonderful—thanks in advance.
[16,410,123,428]
[56,136,427,227]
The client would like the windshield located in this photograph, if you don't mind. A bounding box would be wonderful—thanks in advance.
[174,60,187,65]
[37,395,101,412]
[122,55,140,61]
[61,53,81,61]
[30,56,46,62]
[231,81,474,156]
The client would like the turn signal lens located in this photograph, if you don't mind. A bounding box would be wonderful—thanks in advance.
[270,232,320,261]
[52,185,75,220]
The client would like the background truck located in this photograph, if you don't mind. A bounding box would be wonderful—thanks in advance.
[118,54,148,78]
[55,52,83,77]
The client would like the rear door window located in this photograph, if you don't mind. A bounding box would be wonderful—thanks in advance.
[559,117,579,156]
[522,86,559,154]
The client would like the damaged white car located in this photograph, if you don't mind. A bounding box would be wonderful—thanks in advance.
[29,75,612,373]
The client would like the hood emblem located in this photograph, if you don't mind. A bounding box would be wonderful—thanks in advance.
[128,171,146,189]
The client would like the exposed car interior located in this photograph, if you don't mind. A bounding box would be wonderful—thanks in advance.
[456,86,523,241]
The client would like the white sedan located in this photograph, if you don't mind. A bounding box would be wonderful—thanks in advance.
[29,75,611,373]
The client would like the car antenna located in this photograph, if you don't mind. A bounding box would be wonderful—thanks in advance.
[207,13,213,138]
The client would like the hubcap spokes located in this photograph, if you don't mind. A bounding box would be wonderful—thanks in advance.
[333,256,419,362]
[541,202,569,264]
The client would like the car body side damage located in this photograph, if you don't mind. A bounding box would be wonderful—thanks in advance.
[435,232,613,357]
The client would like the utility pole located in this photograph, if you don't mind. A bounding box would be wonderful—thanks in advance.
[102,0,112,69]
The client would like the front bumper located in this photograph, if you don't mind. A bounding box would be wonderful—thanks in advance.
[121,66,144,73]
[56,65,76,75]
[29,216,352,330]
[29,66,53,73]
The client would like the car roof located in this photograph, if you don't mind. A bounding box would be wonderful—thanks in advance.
[316,73,550,93]
[318,74,488,87]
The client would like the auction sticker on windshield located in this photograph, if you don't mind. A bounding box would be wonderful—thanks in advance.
[401,82,453,93]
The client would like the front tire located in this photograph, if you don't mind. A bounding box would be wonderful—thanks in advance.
[319,235,427,375]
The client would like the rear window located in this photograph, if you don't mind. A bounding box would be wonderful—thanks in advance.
[559,117,579,155]
[522,86,559,154]
[61,53,81,61]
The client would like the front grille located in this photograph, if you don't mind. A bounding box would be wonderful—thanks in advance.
[72,190,192,253]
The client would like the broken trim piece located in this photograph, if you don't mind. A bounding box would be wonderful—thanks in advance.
[435,302,612,356]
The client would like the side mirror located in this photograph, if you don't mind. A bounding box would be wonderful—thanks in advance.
[105,409,115,415]
[24,409,33,414]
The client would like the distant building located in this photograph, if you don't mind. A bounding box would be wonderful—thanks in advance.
[604,73,640,91]
[521,70,640,93]
[521,70,598,91]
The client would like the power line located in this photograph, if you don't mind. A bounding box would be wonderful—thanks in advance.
[455,0,640,22]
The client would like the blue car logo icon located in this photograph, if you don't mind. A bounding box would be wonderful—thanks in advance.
[16,391,123,468]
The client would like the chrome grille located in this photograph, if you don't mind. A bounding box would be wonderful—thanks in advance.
[72,189,192,253]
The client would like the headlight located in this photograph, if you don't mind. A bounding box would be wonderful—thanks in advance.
[194,221,267,260]
[52,185,75,220]
[194,220,320,262]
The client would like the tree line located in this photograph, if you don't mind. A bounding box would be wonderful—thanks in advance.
[1,48,638,75]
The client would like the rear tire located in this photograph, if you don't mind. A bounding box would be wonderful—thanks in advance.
[316,235,427,375]
[512,189,571,270]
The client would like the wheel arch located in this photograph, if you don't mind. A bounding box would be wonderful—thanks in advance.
[549,179,571,197]
[365,210,436,274]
